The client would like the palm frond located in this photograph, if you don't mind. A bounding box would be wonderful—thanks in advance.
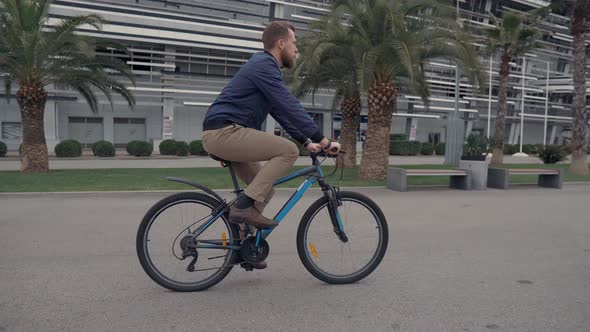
[0,0,135,111]
[72,82,99,113]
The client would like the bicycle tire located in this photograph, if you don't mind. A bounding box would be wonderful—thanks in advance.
[136,192,240,292]
[296,191,388,284]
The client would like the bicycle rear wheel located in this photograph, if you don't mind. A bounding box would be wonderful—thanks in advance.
[136,192,240,292]
[296,191,388,284]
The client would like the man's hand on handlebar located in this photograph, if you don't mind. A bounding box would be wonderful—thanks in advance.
[304,138,341,156]
[305,142,323,153]
[324,141,341,155]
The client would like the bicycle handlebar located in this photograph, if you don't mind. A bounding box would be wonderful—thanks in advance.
[310,149,345,160]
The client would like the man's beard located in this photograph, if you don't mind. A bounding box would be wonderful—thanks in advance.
[281,50,294,69]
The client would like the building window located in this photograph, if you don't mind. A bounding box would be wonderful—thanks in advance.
[114,118,146,125]
[69,117,103,124]
[1,122,22,139]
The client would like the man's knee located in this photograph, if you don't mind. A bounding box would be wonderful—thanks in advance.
[283,140,299,161]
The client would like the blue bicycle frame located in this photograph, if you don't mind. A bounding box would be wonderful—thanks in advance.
[189,153,344,250]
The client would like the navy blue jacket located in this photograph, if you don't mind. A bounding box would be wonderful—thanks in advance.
[202,51,324,144]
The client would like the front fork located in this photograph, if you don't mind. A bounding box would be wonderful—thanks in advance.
[322,183,348,243]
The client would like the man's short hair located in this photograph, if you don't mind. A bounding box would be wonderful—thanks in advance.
[262,21,295,50]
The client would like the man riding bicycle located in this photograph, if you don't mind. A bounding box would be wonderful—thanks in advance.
[202,21,341,268]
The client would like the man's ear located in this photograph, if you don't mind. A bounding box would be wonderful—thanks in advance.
[277,38,285,50]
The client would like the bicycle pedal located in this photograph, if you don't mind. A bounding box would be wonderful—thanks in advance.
[240,262,254,271]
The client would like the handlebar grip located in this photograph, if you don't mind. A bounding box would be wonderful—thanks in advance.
[312,150,345,158]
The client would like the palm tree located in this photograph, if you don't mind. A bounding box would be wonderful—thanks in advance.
[568,0,589,175]
[290,17,362,168]
[0,0,135,173]
[484,9,548,164]
[327,0,482,180]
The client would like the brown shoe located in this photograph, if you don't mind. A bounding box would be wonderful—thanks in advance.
[229,206,278,228]
[251,261,267,269]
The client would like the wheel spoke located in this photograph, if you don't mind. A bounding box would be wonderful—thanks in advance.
[299,193,388,283]
[137,193,237,292]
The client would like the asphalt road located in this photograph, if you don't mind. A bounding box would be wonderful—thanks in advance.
[1,186,588,331]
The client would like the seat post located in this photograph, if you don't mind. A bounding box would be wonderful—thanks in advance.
[226,162,241,192]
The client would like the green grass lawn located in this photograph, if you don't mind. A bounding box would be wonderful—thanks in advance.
[0,165,383,192]
[0,163,588,192]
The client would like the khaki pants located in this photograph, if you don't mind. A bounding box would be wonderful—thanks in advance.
[202,124,299,212]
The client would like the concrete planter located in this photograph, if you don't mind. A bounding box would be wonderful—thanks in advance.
[459,160,488,190]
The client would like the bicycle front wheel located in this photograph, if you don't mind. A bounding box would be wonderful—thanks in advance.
[296,191,388,284]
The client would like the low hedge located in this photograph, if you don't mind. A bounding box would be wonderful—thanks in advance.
[288,138,309,156]
[0,141,6,157]
[420,143,434,156]
[126,140,153,157]
[503,144,519,155]
[389,140,421,156]
[55,139,82,157]
[189,140,207,156]
[176,141,189,156]
[92,140,115,157]
[435,143,445,155]
[389,134,408,141]
[159,139,189,156]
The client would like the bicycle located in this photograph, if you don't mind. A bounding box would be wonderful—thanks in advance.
[136,151,389,292]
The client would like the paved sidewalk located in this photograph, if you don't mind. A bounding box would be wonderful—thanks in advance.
[0,154,558,171]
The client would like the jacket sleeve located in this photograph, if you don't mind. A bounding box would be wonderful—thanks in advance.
[270,108,308,144]
[250,58,324,143]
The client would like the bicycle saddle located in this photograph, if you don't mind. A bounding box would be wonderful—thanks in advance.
[209,154,232,166]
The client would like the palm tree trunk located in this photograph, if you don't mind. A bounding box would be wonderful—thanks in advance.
[491,52,511,165]
[16,84,49,173]
[339,93,361,168]
[359,79,397,180]
[569,4,589,176]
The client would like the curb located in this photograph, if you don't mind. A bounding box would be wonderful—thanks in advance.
[1,182,589,195]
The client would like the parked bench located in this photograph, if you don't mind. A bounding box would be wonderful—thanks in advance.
[487,168,563,189]
[387,168,472,192]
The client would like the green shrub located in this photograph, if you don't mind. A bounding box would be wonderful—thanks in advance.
[159,139,190,156]
[126,140,152,157]
[389,134,407,141]
[189,140,207,156]
[176,141,189,156]
[561,144,573,155]
[159,139,178,155]
[389,141,406,155]
[288,138,309,156]
[435,143,445,155]
[54,139,82,157]
[0,141,6,157]
[92,140,115,157]
[389,141,421,155]
[537,145,567,164]
[408,141,421,155]
[522,144,540,155]
[503,144,519,155]
[421,142,434,156]
[463,134,489,156]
